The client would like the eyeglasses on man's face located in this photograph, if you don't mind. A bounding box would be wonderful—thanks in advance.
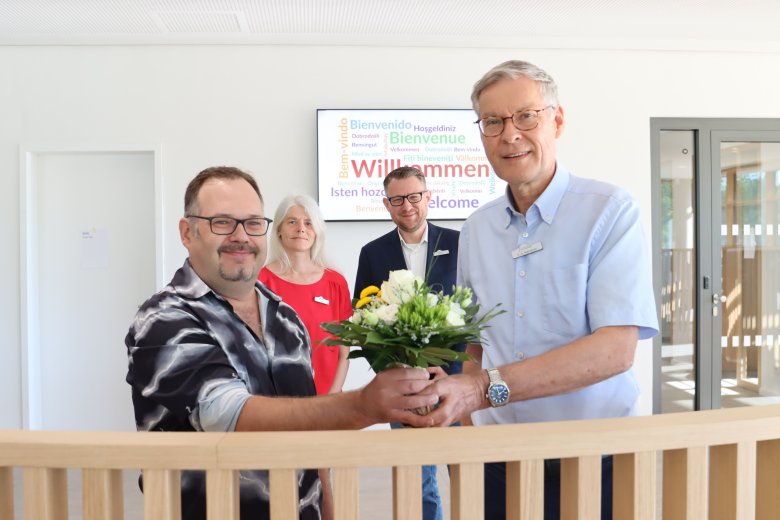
[386,190,428,207]
[186,215,273,236]
[474,106,555,137]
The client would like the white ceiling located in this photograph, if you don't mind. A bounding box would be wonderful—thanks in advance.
[1,0,780,51]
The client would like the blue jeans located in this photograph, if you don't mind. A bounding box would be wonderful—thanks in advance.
[390,422,443,520]
[484,457,613,520]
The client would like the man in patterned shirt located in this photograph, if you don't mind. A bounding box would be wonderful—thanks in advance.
[126,166,438,520]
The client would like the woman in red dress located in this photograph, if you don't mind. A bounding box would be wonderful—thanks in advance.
[258,194,352,394]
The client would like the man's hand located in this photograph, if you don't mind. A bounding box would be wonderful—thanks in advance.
[426,366,447,381]
[358,367,439,428]
[419,371,487,427]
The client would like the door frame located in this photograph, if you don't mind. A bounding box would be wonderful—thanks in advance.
[651,119,780,413]
[18,143,164,429]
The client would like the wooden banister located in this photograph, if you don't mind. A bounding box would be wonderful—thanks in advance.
[2,404,780,519]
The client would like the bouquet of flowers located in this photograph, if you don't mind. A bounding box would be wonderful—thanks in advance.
[321,269,502,372]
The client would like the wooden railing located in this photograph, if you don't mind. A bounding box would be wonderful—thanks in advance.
[4,404,780,519]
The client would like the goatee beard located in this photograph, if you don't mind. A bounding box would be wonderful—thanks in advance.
[219,266,255,282]
[218,244,259,282]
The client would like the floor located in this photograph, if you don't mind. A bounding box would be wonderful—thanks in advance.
[11,464,451,519]
[661,344,780,412]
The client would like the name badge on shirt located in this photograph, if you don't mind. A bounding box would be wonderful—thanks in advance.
[314,295,330,305]
[511,241,543,259]
[432,249,449,257]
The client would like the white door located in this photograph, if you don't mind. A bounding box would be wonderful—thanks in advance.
[33,151,156,431]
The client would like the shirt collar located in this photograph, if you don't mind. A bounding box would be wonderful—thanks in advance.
[397,222,429,250]
[500,163,571,228]
[171,259,212,299]
[533,164,570,225]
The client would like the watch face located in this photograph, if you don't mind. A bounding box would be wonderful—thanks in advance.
[488,383,509,406]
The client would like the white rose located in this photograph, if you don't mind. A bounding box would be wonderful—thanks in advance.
[375,303,399,325]
[426,293,439,307]
[379,280,396,304]
[388,269,418,287]
[381,269,422,305]
[445,302,466,327]
[349,311,362,324]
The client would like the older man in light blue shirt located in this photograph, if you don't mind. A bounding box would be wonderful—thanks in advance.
[461,163,657,426]
[424,60,658,520]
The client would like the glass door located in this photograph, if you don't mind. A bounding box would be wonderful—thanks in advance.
[653,121,780,413]
[713,134,780,408]
[658,130,697,412]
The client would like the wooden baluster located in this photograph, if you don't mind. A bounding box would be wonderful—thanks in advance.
[757,438,780,520]
[269,468,298,520]
[613,451,656,520]
[332,467,359,520]
[83,468,124,520]
[710,444,737,520]
[709,440,755,520]
[450,462,483,520]
[734,441,756,520]
[143,469,181,520]
[663,446,708,520]
[505,460,543,520]
[22,467,68,520]
[0,467,13,520]
[560,455,601,520]
[206,469,239,520]
[393,465,421,520]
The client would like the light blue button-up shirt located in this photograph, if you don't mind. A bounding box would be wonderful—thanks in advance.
[458,164,659,426]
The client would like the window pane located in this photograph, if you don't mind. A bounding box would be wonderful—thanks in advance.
[660,130,696,413]
[720,142,780,407]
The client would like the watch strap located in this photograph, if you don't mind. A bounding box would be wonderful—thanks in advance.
[487,368,502,383]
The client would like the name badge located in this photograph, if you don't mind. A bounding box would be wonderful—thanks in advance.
[432,249,449,257]
[314,296,330,305]
[511,242,543,259]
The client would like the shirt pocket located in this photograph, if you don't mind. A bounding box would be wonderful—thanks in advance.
[541,263,589,338]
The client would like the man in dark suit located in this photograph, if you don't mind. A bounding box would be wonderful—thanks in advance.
[354,165,462,520]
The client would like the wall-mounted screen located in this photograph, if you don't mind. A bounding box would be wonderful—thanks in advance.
[317,109,506,221]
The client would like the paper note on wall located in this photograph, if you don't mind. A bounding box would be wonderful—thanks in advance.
[80,228,109,269]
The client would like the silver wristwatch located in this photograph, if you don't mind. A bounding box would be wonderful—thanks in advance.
[486,368,510,407]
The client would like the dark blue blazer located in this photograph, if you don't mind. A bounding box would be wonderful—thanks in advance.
[354,222,464,374]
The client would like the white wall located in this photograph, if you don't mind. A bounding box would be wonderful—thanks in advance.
[2,44,780,428]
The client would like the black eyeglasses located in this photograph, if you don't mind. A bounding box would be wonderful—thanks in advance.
[474,106,554,137]
[386,190,428,207]
[186,215,273,236]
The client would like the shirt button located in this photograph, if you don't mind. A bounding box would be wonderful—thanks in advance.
[518,270,526,277]
[516,352,525,360]
[522,232,529,238]
[516,310,525,318]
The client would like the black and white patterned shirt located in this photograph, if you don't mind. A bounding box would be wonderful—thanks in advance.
[126,259,321,520]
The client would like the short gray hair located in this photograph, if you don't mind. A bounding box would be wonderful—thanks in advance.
[471,60,559,113]
[266,194,328,272]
